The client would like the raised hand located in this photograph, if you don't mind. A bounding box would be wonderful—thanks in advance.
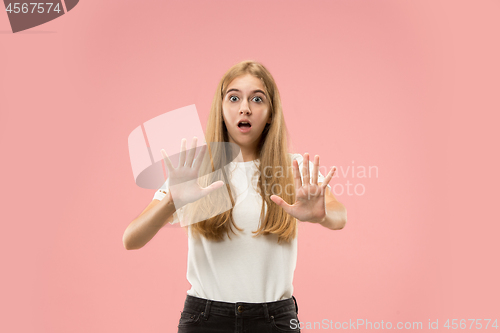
[270,153,336,223]
[161,137,224,208]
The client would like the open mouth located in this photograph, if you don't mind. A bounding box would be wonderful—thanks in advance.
[237,121,252,128]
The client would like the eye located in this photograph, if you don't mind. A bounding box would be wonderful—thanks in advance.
[229,95,239,102]
[253,96,263,103]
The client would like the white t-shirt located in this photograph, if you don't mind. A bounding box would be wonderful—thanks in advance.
[153,153,331,302]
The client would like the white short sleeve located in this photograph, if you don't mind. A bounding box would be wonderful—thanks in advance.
[291,153,332,191]
[152,180,184,225]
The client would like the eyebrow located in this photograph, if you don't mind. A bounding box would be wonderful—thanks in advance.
[226,88,267,96]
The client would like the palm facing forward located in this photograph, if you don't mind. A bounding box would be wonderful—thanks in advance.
[270,153,336,223]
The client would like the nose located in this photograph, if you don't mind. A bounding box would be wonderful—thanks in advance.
[239,100,251,115]
[239,107,251,115]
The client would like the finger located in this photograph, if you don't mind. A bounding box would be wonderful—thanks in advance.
[201,180,224,196]
[293,159,302,189]
[302,153,310,185]
[311,155,319,185]
[161,149,174,171]
[179,138,187,167]
[270,195,291,212]
[185,136,198,168]
[193,144,207,170]
[321,166,337,189]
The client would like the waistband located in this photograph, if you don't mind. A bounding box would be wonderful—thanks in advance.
[182,294,299,321]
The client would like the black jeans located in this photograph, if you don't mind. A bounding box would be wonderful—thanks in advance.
[177,294,301,333]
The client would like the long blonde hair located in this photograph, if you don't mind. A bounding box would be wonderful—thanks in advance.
[185,60,297,244]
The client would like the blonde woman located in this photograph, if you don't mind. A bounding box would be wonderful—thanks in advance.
[123,60,347,333]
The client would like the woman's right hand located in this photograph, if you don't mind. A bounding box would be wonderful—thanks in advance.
[161,137,224,208]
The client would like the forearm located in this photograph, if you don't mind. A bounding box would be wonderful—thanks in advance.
[123,193,177,250]
[319,200,347,230]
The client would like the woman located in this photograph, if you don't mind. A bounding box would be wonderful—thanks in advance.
[123,60,347,332]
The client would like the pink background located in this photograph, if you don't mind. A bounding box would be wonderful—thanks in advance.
[1,0,499,332]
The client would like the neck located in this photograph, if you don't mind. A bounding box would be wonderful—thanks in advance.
[238,146,259,162]
[241,151,258,162]
[227,136,260,162]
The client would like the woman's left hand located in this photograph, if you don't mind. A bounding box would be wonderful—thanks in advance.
[270,153,336,223]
